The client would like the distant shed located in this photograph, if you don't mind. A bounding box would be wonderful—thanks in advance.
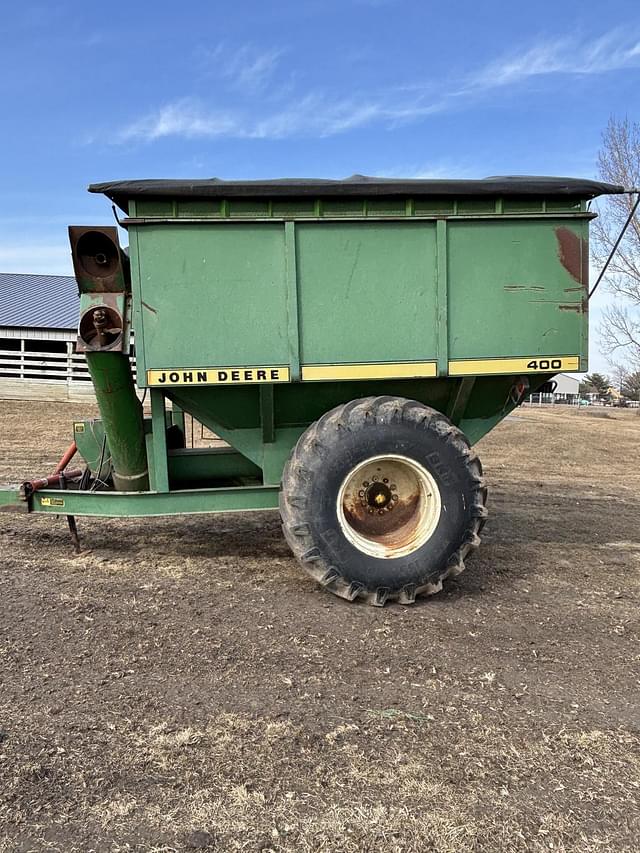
[0,273,93,401]
[554,373,580,402]
[527,372,581,405]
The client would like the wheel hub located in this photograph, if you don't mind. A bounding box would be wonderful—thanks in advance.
[363,479,396,511]
[337,454,442,559]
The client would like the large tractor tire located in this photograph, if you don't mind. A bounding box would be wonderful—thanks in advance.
[279,396,487,606]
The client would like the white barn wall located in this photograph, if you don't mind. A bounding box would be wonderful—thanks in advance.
[0,326,140,403]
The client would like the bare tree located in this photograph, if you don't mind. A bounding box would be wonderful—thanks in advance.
[592,117,640,371]
[610,362,629,393]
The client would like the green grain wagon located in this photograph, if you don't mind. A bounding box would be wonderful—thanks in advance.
[0,175,625,605]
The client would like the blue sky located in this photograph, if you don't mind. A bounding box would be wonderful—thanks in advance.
[1,0,639,371]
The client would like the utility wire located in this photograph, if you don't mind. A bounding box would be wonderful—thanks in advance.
[589,190,640,299]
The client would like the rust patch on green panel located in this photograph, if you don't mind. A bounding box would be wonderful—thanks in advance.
[555,227,588,284]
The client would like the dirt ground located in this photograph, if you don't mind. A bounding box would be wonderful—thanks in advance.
[0,400,639,853]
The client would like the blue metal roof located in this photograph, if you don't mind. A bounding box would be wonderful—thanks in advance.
[0,273,79,330]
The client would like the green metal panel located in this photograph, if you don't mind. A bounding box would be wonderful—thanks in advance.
[134,223,289,374]
[128,204,591,387]
[72,417,261,485]
[168,447,262,485]
[296,222,438,364]
[447,219,588,361]
[72,419,112,481]
[169,384,307,485]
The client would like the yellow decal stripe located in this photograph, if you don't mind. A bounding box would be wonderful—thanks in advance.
[448,356,580,376]
[301,361,438,381]
[146,357,577,385]
[147,366,290,386]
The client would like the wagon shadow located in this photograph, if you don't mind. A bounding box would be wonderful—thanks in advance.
[17,485,640,607]
[84,510,290,560]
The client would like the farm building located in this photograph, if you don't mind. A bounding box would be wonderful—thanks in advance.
[527,372,580,405]
[0,273,93,401]
[554,373,581,402]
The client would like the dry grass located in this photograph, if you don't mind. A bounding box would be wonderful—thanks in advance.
[3,710,638,852]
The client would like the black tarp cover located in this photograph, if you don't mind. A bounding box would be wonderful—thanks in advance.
[89,175,625,214]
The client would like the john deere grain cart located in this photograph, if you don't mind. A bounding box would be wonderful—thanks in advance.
[0,175,626,605]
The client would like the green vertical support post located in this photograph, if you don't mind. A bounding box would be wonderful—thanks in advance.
[259,385,275,444]
[171,403,185,431]
[150,389,170,493]
[284,221,301,382]
[447,377,476,425]
[171,402,186,448]
[436,219,449,377]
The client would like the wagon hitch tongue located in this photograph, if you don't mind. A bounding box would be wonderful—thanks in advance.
[20,441,85,554]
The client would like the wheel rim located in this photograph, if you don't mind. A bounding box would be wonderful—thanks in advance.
[337,454,442,559]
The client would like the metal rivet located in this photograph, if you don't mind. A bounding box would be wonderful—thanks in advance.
[383,478,389,483]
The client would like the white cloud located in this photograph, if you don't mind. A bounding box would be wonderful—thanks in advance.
[117,91,444,143]
[118,98,240,142]
[226,45,284,93]
[198,43,284,94]
[465,29,640,91]
[114,28,640,144]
